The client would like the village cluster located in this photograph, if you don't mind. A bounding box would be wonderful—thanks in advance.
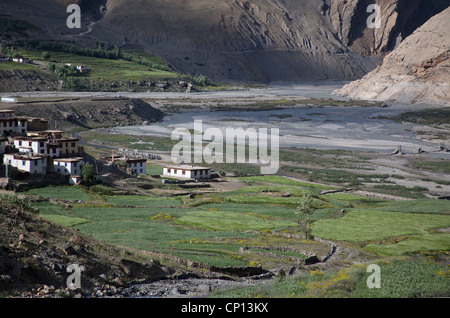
[0,109,87,185]
[0,107,215,186]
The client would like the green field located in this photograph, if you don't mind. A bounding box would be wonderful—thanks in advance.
[105,195,182,207]
[19,50,177,81]
[29,175,450,297]
[27,186,94,201]
[177,210,296,232]
[212,260,450,298]
[30,178,450,261]
[312,209,450,242]
[0,42,182,92]
[0,61,37,71]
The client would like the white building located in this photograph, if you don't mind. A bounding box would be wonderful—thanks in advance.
[69,175,82,185]
[12,58,31,63]
[3,153,46,175]
[14,137,48,155]
[163,165,211,180]
[126,158,147,174]
[53,157,84,176]
[0,117,28,136]
[1,98,17,103]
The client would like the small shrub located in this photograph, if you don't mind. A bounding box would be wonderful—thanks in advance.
[1,193,34,213]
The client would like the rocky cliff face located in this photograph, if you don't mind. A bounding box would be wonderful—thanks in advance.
[92,0,378,82]
[318,0,449,56]
[333,7,450,106]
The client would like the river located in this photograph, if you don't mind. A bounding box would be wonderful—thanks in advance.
[9,82,450,156]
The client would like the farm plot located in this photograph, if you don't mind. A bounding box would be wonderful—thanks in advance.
[312,208,450,255]
[30,175,450,269]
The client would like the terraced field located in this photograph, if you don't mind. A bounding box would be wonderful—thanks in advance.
[28,174,450,297]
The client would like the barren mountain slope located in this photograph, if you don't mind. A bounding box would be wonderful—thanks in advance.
[1,0,447,83]
[334,7,450,106]
[0,0,376,82]
[93,0,379,82]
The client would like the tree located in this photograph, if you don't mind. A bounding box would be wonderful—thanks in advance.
[81,163,94,186]
[42,51,50,60]
[295,192,315,240]
[192,74,210,86]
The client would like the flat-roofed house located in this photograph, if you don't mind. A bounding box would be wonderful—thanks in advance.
[126,158,147,174]
[46,142,61,158]
[14,137,48,156]
[53,157,84,176]
[25,117,48,132]
[163,165,211,180]
[58,138,80,157]
[0,117,28,136]
[3,153,46,175]
[27,130,63,140]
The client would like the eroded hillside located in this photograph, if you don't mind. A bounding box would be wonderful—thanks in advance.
[0,0,447,83]
[334,7,450,106]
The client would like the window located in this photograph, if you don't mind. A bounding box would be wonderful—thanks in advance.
[34,161,38,166]
[140,162,143,167]
[22,160,26,166]
[74,162,77,167]
[71,142,75,147]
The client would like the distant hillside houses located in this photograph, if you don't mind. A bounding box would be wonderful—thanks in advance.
[65,63,89,73]
[0,54,10,62]
[12,57,32,63]
[0,109,84,184]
